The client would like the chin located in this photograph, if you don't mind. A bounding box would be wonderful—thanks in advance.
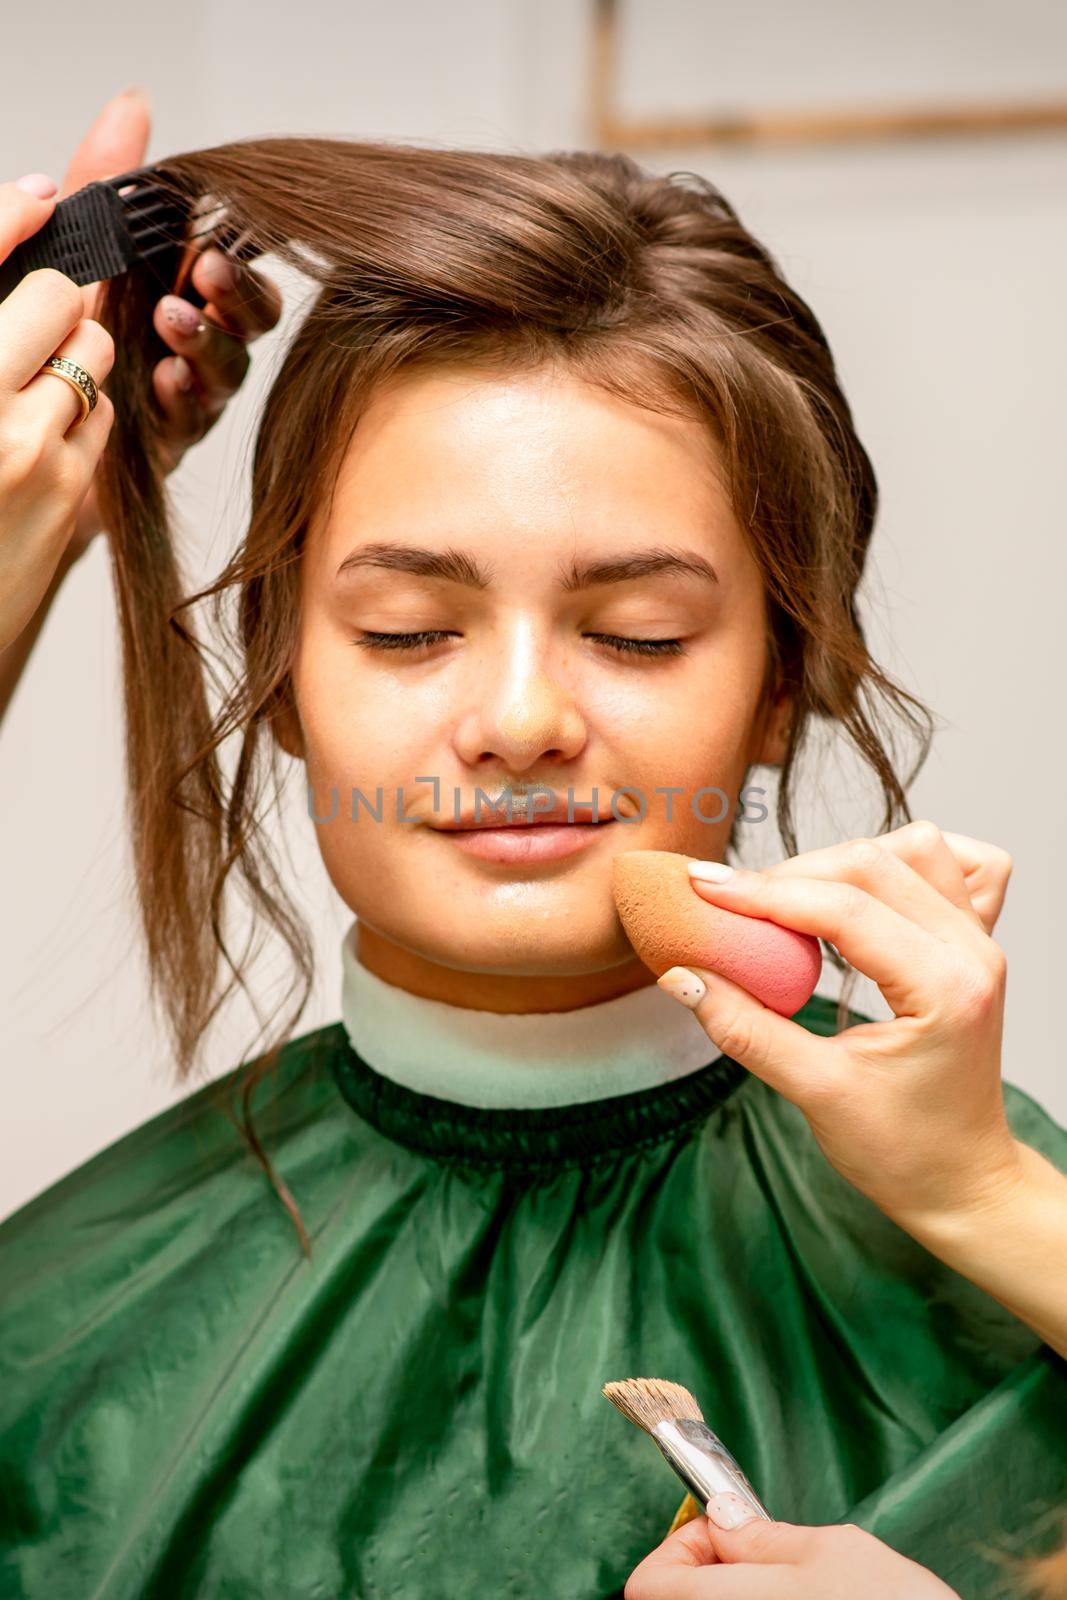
[412,916,632,976]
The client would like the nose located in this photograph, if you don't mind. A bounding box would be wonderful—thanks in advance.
[453,621,587,774]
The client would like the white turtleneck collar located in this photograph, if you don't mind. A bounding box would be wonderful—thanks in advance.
[338,918,724,1109]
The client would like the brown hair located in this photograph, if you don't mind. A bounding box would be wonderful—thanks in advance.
[93,136,934,1241]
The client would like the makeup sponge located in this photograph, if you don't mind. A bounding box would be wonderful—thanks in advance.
[612,850,822,1017]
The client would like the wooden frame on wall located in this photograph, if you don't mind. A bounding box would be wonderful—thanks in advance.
[589,0,1067,149]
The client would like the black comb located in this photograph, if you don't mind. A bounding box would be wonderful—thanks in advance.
[0,163,263,340]
[0,165,207,306]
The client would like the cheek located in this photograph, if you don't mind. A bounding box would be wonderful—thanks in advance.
[292,636,439,788]
[592,648,764,776]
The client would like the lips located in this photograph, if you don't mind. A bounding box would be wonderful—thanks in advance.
[433,800,610,830]
[437,817,617,863]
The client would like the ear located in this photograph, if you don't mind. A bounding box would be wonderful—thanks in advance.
[268,691,306,761]
[750,683,793,767]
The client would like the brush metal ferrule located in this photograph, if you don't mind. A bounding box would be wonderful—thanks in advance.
[651,1418,770,1521]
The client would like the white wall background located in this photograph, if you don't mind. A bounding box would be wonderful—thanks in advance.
[1,0,1064,1220]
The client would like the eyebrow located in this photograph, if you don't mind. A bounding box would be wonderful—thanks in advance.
[333,542,720,590]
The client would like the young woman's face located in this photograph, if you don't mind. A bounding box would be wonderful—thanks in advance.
[280,360,788,1010]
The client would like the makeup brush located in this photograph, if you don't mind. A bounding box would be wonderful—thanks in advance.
[603,1377,771,1522]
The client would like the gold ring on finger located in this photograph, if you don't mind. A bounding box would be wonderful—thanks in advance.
[38,356,99,428]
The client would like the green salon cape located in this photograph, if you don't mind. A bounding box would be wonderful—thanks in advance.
[1,994,1065,1599]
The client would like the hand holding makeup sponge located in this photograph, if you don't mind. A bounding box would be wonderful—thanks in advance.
[612,851,823,1018]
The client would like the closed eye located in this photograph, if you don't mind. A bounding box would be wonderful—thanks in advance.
[352,630,686,658]
[585,633,686,658]
[353,629,456,652]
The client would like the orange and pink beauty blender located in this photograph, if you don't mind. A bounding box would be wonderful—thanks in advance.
[612,850,822,1017]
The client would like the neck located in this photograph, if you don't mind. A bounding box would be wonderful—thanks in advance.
[355,920,659,1013]
[340,920,722,1109]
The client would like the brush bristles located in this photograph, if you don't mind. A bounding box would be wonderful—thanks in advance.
[602,1377,704,1433]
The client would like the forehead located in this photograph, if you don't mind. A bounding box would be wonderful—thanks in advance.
[311,360,742,572]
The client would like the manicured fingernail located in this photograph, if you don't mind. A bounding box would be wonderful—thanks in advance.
[15,173,57,198]
[657,966,706,1008]
[687,860,735,884]
[118,85,151,105]
[172,356,194,392]
[201,251,238,293]
[162,295,206,336]
[706,1493,755,1529]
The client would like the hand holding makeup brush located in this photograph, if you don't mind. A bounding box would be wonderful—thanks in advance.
[624,1500,961,1599]
[657,819,1067,1359]
[605,1379,980,1597]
